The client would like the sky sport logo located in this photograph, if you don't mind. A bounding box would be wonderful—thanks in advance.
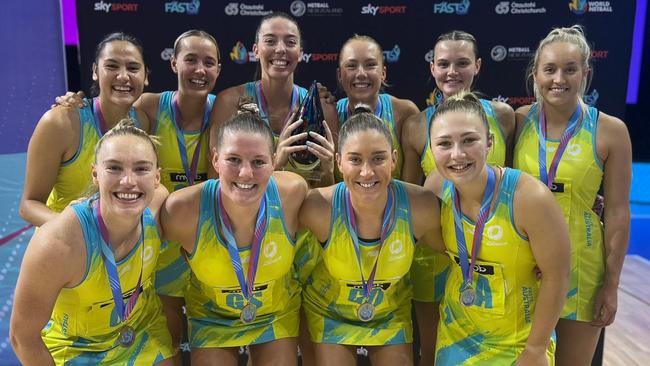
[164,0,200,14]
[361,3,407,16]
[433,0,470,15]
[94,1,138,12]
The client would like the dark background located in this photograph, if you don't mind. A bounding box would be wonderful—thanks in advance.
[66,0,650,159]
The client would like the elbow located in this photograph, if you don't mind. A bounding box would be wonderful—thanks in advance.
[18,199,31,223]
[9,320,27,356]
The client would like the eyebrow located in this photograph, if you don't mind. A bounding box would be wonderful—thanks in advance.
[434,131,480,139]
[103,159,154,165]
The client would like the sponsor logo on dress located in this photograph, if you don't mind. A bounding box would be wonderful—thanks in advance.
[433,0,470,14]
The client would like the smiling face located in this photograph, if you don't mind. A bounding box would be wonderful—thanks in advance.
[214,131,274,207]
[337,39,386,104]
[431,40,480,99]
[92,40,148,107]
[171,36,220,97]
[254,17,302,80]
[534,41,589,108]
[430,110,491,185]
[337,129,396,202]
[92,134,160,218]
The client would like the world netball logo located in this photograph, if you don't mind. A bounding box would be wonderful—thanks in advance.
[230,42,249,64]
[569,0,588,15]
[290,0,306,17]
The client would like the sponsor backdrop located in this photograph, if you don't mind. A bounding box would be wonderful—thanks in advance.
[77,0,634,119]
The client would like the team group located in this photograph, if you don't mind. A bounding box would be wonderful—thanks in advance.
[9,10,632,366]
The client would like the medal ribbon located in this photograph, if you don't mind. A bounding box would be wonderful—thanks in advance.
[345,185,395,301]
[93,200,144,325]
[217,186,267,302]
[451,167,496,288]
[171,93,212,186]
[257,81,299,128]
[537,104,582,188]
[346,97,383,119]
[93,97,109,136]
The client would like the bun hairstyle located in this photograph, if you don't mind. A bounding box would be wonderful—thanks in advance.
[94,118,160,167]
[216,97,275,154]
[431,91,491,139]
[527,25,592,102]
[338,103,393,152]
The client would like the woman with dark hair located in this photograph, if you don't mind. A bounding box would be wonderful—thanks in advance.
[20,32,150,227]
[209,12,337,187]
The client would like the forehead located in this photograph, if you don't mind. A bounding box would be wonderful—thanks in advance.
[539,42,583,64]
[431,111,485,136]
[342,129,391,153]
[98,135,156,160]
[178,36,217,55]
[258,17,300,37]
[220,131,273,155]
[99,40,143,62]
[341,40,381,60]
[434,40,475,59]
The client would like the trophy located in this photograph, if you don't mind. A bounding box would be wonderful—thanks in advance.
[288,80,326,181]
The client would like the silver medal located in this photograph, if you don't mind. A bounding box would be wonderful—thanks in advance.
[357,301,375,322]
[241,302,257,324]
[118,325,135,347]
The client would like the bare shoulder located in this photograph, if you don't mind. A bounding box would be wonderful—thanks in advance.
[32,206,85,265]
[135,92,161,127]
[514,104,533,122]
[391,95,420,120]
[401,181,438,212]
[597,111,628,135]
[216,84,247,107]
[512,171,556,218]
[303,185,335,211]
[165,182,204,217]
[273,171,309,210]
[403,109,428,135]
[490,101,515,125]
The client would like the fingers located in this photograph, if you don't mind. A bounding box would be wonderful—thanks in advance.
[278,132,308,147]
[317,83,336,105]
[322,120,335,144]
[306,141,333,161]
[279,119,304,139]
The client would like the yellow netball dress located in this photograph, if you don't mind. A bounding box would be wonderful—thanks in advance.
[47,98,139,212]
[185,177,301,347]
[412,99,507,304]
[303,180,415,345]
[514,103,604,321]
[245,81,320,286]
[436,167,555,365]
[337,94,403,179]
[154,91,214,297]
[42,201,173,365]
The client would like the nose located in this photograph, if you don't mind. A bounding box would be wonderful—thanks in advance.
[355,65,367,79]
[239,162,254,179]
[120,170,136,186]
[275,40,287,53]
[448,64,458,75]
[552,70,565,84]
[450,142,466,160]
[116,67,129,81]
[359,162,373,177]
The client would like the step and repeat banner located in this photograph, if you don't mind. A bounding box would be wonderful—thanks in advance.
[77,0,634,119]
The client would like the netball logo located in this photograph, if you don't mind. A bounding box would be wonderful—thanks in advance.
[424,49,434,63]
[486,225,504,241]
[389,240,403,255]
[225,2,239,15]
[491,45,507,62]
[290,0,306,17]
[264,241,278,258]
[160,48,174,61]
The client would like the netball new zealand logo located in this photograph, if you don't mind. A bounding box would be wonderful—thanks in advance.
[230,42,249,64]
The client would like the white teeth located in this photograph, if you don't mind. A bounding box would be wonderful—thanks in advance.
[190,79,207,86]
[353,83,370,88]
[113,85,131,92]
[271,60,288,66]
[358,182,377,188]
[234,182,254,190]
[449,164,470,171]
[115,192,140,200]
